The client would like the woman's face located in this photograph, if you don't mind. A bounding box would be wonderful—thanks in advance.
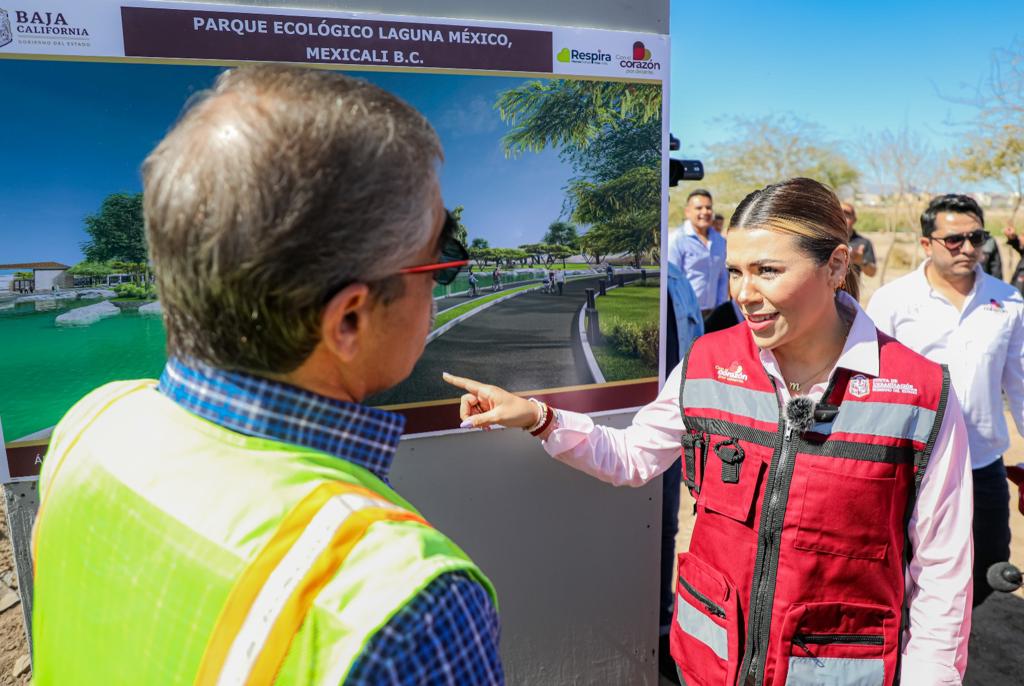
[725,228,846,352]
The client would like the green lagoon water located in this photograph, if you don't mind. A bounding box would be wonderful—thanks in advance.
[0,299,167,441]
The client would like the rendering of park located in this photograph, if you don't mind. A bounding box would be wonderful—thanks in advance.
[0,58,665,444]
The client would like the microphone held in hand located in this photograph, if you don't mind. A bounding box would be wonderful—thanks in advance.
[785,397,815,432]
[986,561,1023,593]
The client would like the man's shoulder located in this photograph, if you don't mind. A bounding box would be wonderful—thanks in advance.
[978,271,1023,304]
[868,271,920,308]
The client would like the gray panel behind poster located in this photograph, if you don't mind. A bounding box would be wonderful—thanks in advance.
[390,413,662,685]
[139,2,668,684]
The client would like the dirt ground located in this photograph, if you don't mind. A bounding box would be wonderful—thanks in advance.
[0,509,30,685]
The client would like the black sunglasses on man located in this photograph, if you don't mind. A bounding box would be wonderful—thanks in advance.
[928,229,989,251]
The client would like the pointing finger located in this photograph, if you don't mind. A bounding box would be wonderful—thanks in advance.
[442,371,483,395]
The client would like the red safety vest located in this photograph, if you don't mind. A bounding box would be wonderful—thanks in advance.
[670,324,949,686]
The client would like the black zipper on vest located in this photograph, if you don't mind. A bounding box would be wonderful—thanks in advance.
[794,633,884,646]
[791,633,884,668]
[739,373,844,686]
[740,418,797,685]
[679,576,726,618]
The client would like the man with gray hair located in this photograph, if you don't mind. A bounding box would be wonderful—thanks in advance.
[32,65,502,684]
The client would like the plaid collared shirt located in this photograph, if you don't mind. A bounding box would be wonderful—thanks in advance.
[158,358,503,685]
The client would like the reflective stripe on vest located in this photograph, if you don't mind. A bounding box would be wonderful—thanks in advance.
[684,379,933,447]
[683,378,779,425]
[813,400,935,445]
[194,482,427,686]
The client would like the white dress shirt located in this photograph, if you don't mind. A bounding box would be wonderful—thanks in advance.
[867,261,1024,470]
[542,293,972,684]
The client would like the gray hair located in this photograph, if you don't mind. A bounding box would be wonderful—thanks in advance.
[143,64,442,374]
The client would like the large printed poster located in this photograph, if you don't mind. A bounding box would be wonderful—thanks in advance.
[0,1,669,480]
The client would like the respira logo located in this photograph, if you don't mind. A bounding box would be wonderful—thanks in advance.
[556,46,612,65]
[0,9,13,47]
[618,40,661,73]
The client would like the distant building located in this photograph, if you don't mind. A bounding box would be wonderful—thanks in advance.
[0,262,72,293]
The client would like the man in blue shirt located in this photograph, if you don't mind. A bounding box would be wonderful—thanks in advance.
[667,188,728,316]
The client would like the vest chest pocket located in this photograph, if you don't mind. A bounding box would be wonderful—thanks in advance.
[793,466,895,560]
[699,438,767,525]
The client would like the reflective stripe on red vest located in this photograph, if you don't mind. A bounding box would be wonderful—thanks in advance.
[670,324,949,686]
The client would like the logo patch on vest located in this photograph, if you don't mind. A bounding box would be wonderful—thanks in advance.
[849,374,870,398]
[715,362,748,384]
[872,377,919,395]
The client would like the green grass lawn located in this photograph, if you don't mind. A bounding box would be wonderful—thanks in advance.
[432,282,539,330]
[590,281,660,382]
[595,281,660,326]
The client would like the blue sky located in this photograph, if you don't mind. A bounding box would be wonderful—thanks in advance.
[669,0,1024,162]
[0,61,575,264]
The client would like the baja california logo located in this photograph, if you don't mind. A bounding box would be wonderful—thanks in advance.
[849,374,870,399]
[715,362,748,384]
[0,10,13,48]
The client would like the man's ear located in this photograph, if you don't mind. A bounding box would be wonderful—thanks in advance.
[321,283,372,362]
[919,236,933,258]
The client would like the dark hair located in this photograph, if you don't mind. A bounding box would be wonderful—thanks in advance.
[920,194,985,237]
[713,213,725,221]
[687,188,713,203]
[730,177,858,301]
[143,64,442,374]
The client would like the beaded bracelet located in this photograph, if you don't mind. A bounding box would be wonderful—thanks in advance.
[527,399,554,437]
[526,398,547,433]
[530,409,554,437]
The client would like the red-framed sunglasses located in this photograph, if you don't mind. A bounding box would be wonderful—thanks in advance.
[398,210,469,285]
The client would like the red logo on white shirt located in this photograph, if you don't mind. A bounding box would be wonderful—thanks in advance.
[984,298,1007,313]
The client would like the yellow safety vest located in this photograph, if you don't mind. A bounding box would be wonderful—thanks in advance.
[32,381,496,685]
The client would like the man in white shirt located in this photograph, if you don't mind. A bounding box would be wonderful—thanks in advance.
[867,193,1023,607]
[667,189,728,316]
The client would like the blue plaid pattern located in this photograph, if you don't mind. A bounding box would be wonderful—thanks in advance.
[157,357,503,685]
[158,357,405,481]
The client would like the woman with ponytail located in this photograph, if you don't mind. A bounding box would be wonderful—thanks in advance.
[445,177,971,685]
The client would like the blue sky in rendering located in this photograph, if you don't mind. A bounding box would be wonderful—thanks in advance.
[0,61,581,265]
[669,0,1024,161]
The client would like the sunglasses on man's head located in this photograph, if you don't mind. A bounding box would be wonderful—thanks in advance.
[929,229,989,251]
[398,210,469,285]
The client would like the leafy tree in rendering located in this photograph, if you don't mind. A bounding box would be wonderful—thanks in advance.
[571,166,660,268]
[450,205,469,246]
[81,192,147,263]
[542,221,580,250]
